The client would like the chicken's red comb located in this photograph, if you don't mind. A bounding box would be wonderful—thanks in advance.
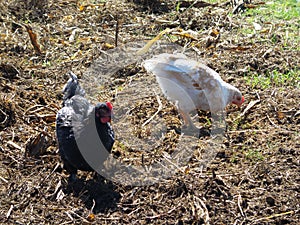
[106,101,113,110]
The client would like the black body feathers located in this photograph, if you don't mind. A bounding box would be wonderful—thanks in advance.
[56,72,114,180]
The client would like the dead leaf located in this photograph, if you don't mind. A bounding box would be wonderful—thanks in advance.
[87,213,95,222]
[103,43,115,49]
[245,4,258,9]
[38,114,56,123]
[24,24,42,55]
[0,63,20,79]
[260,29,271,34]
[184,167,190,174]
[79,5,86,11]
[277,111,285,119]
[224,45,252,51]
[210,29,219,37]
[25,129,49,157]
[78,3,105,11]
[236,46,252,51]
[172,30,199,41]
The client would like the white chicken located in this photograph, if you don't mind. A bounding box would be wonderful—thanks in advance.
[143,53,244,129]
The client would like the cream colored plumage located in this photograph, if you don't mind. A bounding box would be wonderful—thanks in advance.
[143,53,244,128]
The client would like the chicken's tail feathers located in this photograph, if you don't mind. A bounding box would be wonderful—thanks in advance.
[62,71,85,104]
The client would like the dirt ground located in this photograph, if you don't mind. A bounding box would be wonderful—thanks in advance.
[0,0,299,224]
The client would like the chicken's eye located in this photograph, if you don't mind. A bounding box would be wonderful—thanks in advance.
[236,96,241,101]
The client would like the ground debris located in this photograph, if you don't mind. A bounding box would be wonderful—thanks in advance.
[0,0,299,224]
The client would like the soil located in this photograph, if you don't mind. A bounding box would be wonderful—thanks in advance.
[0,0,299,224]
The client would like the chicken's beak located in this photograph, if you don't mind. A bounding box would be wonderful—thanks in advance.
[100,116,111,124]
[239,96,245,106]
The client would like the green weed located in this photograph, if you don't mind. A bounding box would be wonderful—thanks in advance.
[245,149,264,161]
[244,1,299,42]
[246,69,300,89]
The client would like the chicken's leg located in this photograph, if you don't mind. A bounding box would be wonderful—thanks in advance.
[178,109,202,134]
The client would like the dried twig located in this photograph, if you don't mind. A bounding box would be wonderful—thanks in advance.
[7,140,24,151]
[266,114,294,133]
[90,199,96,214]
[240,99,261,117]
[69,210,91,223]
[136,28,172,55]
[237,194,245,217]
[6,205,14,219]
[128,207,141,216]
[199,198,209,223]
[98,217,121,220]
[0,175,8,183]
[24,104,58,115]
[65,211,74,221]
[144,206,178,219]
[142,94,163,127]
[161,151,185,174]
[0,108,8,124]
[266,114,280,128]
[227,128,269,133]
[115,15,119,47]
[252,210,294,223]
[240,92,261,117]
[39,162,60,187]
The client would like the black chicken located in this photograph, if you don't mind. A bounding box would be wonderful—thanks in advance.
[56,71,114,181]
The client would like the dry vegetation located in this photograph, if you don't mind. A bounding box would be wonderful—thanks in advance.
[0,0,299,224]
